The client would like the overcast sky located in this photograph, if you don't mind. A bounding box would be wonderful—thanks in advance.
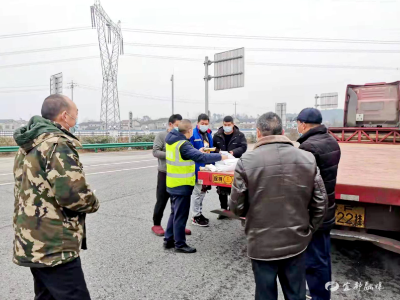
[1,0,400,122]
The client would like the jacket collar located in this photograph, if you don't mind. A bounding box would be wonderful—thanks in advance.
[254,135,293,149]
[297,125,327,144]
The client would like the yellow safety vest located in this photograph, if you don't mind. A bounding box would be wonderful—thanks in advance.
[166,140,196,188]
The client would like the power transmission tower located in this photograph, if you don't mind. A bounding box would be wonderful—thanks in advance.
[90,0,124,130]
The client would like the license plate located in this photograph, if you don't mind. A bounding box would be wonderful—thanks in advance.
[335,204,365,228]
[212,174,234,185]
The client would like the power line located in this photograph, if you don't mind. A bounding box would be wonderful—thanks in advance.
[2,42,400,57]
[0,53,397,71]
[124,53,200,62]
[0,44,97,56]
[0,56,98,69]
[0,27,91,40]
[124,53,399,70]
[0,88,48,93]
[125,42,400,53]
[247,61,398,70]
[78,84,231,105]
[124,27,400,45]
[0,84,48,89]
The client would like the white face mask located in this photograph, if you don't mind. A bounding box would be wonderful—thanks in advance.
[223,126,233,133]
[199,125,209,133]
[297,123,304,137]
[64,112,77,132]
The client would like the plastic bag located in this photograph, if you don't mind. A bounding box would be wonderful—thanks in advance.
[220,151,235,159]
[215,158,239,172]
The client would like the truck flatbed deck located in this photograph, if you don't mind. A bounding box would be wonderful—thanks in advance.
[336,143,400,205]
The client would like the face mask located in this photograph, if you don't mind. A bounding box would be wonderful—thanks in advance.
[223,126,233,133]
[174,127,179,132]
[64,112,77,131]
[199,125,209,133]
[297,125,303,137]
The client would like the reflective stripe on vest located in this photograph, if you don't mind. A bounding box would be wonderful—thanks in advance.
[166,140,196,188]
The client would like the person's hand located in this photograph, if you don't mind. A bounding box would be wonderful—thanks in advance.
[229,151,234,156]
[199,147,205,153]
[221,155,229,161]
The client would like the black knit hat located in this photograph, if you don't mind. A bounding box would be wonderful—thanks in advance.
[297,108,322,124]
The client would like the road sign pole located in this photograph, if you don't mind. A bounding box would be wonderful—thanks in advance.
[204,56,209,114]
[129,111,132,143]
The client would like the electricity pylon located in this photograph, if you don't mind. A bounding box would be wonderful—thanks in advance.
[90,0,124,130]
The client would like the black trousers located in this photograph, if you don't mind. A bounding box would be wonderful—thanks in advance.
[153,171,170,226]
[217,186,230,209]
[251,252,306,300]
[30,257,91,300]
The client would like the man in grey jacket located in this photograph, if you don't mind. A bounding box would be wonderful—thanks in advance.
[152,114,191,236]
[230,112,328,300]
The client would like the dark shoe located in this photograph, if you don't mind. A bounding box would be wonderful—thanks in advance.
[202,215,210,223]
[175,245,197,253]
[163,240,175,249]
[192,215,209,227]
[217,214,229,220]
[152,225,165,236]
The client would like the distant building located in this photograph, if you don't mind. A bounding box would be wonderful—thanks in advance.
[120,119,141,131]
[237,118,256,129]
[0,119,27,131]
[154,118,169,130]
[78,121,104,131]
[140,120,156,131]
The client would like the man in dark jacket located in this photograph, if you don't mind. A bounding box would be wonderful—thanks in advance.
[213,116,247,218]
[152,114,191,237]
[297,108,341,300]
[164,119,227,253]
[230,112,328,300]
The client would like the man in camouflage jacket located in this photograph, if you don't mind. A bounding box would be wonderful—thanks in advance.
[13,94,99,300]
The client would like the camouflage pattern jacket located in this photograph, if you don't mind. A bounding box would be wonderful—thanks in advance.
[13,116,99,268]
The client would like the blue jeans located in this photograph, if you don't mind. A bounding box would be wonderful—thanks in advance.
[305,229,332,300]
[164,194,191,248]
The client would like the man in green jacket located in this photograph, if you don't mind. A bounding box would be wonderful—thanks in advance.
[13,94,99,300]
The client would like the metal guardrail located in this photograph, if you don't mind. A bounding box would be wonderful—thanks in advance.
[0,142,154,153]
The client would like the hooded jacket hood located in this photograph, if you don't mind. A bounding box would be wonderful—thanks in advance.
[13,115,79,153]
[165,129,188,145]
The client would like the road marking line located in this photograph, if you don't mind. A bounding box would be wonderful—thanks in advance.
[85,159,155,168]
[86,165,157,175]
[0,165,157,186]
[0,159,156,176]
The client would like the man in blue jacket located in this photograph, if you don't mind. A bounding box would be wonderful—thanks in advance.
[189,114,214,226]
[164,119,227,253]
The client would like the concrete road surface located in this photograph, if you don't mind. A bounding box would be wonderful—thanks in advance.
[1,150,399,300]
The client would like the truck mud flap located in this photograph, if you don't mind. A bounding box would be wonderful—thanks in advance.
[331,229,400,255]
